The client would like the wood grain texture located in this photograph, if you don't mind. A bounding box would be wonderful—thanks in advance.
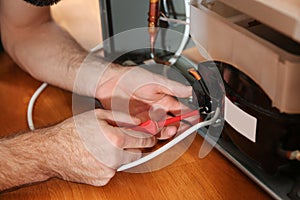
[0,52,272,199]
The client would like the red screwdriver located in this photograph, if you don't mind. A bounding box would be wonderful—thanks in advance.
[131,109,200,135]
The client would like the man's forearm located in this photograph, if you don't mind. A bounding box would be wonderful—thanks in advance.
[0,1,127,98]
[0,1,103,96]
[2,20,116,97]
[0,129,53,192]
[2,20,88,93]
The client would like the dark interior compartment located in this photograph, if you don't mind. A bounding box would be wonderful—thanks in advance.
[203,61,300,174]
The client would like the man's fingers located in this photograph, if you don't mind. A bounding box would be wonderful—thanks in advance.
[157,126,177,140]
[157,78,193,98]
[119,149,142,166]
[95,109,141,127]
[104,125,157,149]
[154,95,192,116]
[122,130,157,148]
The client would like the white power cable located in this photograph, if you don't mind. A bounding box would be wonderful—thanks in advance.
[27,82,48,131]
[168,0,191,65]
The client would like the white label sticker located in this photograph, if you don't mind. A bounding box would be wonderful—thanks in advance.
[224,97,257,143]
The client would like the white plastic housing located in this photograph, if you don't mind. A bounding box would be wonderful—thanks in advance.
[190,2,300,114]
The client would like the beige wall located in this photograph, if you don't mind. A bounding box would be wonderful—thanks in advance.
[51,0,102,50]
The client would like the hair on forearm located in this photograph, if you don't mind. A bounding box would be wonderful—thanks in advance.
[0,128,54,192]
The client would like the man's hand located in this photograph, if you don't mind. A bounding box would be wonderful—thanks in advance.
[0,109,157,191]
[95,64,193,138]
